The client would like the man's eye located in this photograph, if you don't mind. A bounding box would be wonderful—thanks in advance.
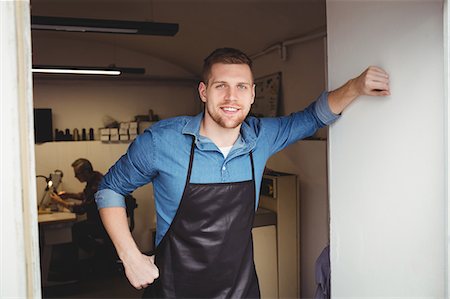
[215,84,225,89]
[237,84,248,90]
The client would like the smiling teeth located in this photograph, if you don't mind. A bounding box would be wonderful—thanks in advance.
[223,107,237,112]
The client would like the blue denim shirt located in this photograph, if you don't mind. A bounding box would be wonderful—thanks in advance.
[95,91,339,245]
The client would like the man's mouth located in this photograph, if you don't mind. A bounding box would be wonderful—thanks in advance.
[221,107,239,113]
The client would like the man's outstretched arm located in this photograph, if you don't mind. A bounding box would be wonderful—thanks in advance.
[328,66,390,114]
[99,207,159,289]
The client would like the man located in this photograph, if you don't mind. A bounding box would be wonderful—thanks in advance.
[95,48,390,298]
[51,158,107,254]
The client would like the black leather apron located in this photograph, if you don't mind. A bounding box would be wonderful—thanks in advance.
[143,138,260,298]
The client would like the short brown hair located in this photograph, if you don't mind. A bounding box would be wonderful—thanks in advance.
[202,47,253,84]
[72,158,93,173]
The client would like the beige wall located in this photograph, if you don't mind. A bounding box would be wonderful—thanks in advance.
[33,37,201,137]
[35,141,156,252]
[33,38,201,253]
[253,37,329,298]
[34,78,199,138]
[32,37,196,78]
[253,38,328,139]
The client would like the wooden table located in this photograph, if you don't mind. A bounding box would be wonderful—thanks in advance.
[38,211,77,287]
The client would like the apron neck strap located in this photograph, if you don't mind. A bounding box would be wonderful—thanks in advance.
[185,136,255,185]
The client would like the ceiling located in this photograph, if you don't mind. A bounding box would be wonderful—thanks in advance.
[30,0,326,76]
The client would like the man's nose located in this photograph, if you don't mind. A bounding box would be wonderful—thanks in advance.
[225,87,238,101]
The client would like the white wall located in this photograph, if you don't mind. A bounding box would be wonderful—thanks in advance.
[327,1,445,297]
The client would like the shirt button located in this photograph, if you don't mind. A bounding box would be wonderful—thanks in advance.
[222,166,226,171]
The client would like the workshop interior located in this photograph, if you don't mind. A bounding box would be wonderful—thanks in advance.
[32,0,330,298]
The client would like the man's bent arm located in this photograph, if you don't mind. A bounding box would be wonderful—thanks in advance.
[328,66,390,114]
[99,207,159,289]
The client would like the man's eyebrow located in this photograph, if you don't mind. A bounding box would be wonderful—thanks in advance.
[210,81,253,85]
[210,80,228,84]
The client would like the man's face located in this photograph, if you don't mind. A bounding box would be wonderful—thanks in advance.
[198,63,255,130]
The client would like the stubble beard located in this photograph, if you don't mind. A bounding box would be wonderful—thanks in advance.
[206,105,248,129]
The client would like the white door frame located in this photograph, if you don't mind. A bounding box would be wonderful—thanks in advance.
[444,0,450,297]
[1,1,41,298]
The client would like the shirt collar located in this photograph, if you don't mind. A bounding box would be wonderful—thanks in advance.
[182,112,203,139]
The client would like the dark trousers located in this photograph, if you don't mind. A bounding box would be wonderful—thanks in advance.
[72,221,118,271]
[72,220,109,253]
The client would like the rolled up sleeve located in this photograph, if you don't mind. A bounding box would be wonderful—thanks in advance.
[95,189,126,208]
[314,91,340,125]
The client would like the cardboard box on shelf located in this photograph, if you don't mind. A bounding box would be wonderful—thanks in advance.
[100,135,110,141]
[120,122,130,129]
[100,128,110,135]
[119,128,128,135]
[129,127,138,135]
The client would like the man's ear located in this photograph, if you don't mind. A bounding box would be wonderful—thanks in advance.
[198,82,207,103]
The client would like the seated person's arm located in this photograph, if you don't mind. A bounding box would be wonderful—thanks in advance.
[57,191,84,201]
[49,192,75,209]
[50,191,84,212]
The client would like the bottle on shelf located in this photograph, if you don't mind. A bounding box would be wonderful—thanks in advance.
[81,128,87,141]
[89,128,94,140]
[64,128,73,141]
[73,128,80,141]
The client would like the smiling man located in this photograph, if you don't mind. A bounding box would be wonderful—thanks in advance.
[95,47,390,298]
[200,62,254,127]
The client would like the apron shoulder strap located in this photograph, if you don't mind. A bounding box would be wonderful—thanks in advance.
[249,151,255,181]
[185,137,196,186]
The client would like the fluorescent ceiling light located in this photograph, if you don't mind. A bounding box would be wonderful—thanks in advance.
[32,24,138,34]
[32,65,145,76]
[31,16,179,36]
[32,68,121,75]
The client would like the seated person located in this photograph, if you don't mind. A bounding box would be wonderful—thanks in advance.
[50,158,110,259]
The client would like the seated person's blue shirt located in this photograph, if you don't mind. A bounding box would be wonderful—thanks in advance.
[95,91,339,246]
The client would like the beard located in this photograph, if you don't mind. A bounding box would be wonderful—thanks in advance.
[205,104,249,129]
